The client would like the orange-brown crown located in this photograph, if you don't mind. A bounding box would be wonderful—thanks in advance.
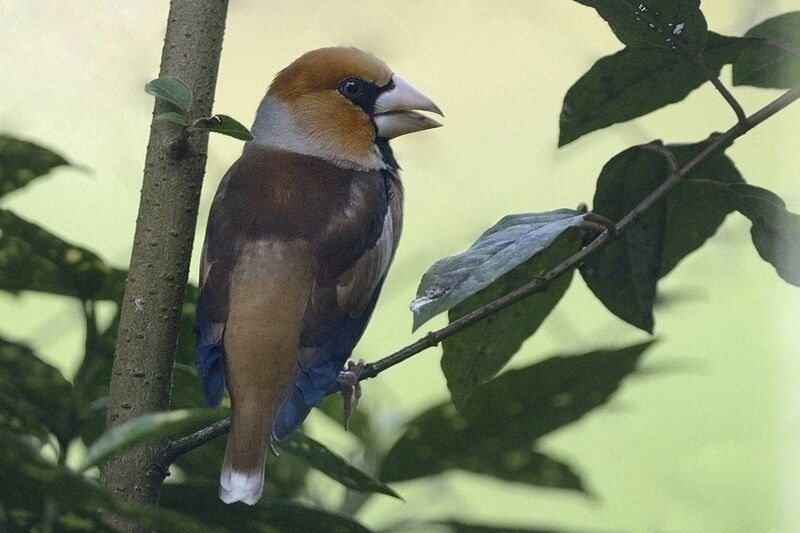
[269,47,392,100]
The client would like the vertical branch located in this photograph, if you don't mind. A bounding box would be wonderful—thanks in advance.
[101,0,228,529]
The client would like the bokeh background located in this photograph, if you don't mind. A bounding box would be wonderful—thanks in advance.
[2,1,800,531]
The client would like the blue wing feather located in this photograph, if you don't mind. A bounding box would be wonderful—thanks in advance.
[195,292,226,406]
[273,278,385,440]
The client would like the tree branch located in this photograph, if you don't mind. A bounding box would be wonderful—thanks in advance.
[362,82,800,379]
[163,417,231,464]
[160,81,800,466]
[101,0,228,530]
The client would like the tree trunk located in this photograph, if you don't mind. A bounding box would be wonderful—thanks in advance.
[102,0,228,530]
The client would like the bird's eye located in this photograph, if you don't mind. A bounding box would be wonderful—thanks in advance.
[338,78,365,100]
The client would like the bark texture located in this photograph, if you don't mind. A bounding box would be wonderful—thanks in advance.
[101,0,228,529]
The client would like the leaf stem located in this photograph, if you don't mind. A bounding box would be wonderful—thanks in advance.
[160,82,800,464]
[676,40,748,124]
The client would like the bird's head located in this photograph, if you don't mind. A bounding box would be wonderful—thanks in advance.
[251,47,443,170]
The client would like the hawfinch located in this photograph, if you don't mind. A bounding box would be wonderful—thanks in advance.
[195,47,442,505]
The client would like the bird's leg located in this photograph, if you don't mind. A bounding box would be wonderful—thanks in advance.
[336,359,365,430]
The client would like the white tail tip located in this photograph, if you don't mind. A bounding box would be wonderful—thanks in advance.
[219,467,264,505]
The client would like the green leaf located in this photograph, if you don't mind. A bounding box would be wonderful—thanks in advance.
[573,0,707,52]
[171,363,207,409]
[75,306,118,445]
[733,11,800,89]
[658,143,743,276]
[81,408,227,470]
[0,135,69,198]
[727,183,800,286]
[155,111,190,126]
[580,140,742,332]
[145,76,193,114]
[162,482,374,533]
[0,209,127,300]
[190,114,254,140]
[581,147,666,332]
[0,336,81,445]
[559,33,754,146]
[175,284,199,365]
[442,230,581,411]
[381,342,653,485]
[0,430,222,533]
[278,432,400,499]
[411,210,586,330]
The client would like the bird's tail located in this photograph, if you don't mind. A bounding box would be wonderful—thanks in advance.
[219,400,272,505]
[216,240,313,505]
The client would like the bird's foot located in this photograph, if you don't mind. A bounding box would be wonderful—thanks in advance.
[336,360,365,431]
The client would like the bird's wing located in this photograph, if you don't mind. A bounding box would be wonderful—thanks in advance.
[195,164,240,406]
[273,173,403,439]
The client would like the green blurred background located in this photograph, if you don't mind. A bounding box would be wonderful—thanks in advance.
[2,1,800,531]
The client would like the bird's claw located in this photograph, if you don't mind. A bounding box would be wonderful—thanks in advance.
[336,360,365,431]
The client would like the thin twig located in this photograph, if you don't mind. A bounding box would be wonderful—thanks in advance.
[161,82,800,465]
[163,417,231,464]
[675,40,748,124]
[640,142,679,174]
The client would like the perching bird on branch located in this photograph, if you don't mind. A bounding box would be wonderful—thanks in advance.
[195,47,442,505]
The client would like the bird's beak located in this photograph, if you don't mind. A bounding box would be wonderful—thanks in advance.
[374,75,443,139]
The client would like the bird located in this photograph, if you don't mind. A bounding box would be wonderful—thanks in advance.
[194,46,442,505]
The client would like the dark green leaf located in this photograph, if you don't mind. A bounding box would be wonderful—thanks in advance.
[171,363,206,409]
[171,285,209,408]
[728,183,800,286]
[581,140,742,332]
[573,0,707,52]
[155,111,189,126]
[162,482,373,533]
[0,336,81,445]
[190,114,254,140]
[278,432,400,499]
[81,408,227,470]
[145,76,193,114]
[0,135,69,198]
[0,209,126,300]
[581,147,666,332]
[381,342,653,485]
[0,388,51,442]
[442,230,581,411]
[461,341,652,429]
[411,210,586,330]
[659,143,744,276]
[75,306,118,445]
[559,33,754,146]
[175,283,199,366]
[733,11,800,89]
[0,430,221,533]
